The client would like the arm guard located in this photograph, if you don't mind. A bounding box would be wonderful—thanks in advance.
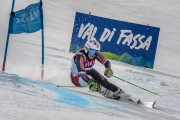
[104,60,111,68]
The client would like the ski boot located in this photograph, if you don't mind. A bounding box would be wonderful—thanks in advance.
[87,81,120,99]
[98,87,131,100]
[98,87,120,100]
[115,88,131,99]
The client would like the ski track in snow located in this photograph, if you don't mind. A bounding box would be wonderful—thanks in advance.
[0,72,180,120]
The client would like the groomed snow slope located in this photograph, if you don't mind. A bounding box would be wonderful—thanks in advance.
[0,0,180,120]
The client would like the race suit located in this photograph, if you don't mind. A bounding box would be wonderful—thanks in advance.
[70,49,119,92]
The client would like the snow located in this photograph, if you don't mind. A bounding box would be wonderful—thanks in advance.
[0,0,180,120]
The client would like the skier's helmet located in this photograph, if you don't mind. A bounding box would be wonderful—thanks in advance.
[84,38,101,53]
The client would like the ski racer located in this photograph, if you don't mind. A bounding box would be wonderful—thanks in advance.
[70,38,129,99]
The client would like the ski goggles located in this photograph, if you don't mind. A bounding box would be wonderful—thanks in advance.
[88,49,100,56]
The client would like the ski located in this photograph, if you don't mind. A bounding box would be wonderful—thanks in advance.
[57,86,156,108]
[141,101,156,108]
[110,94,156,108]
[125,97,156,108]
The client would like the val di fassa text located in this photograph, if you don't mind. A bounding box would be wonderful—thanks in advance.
[78,23,152,51]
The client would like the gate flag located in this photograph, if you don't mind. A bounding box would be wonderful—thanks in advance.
[9,2,42,34]
[2,1,45,80]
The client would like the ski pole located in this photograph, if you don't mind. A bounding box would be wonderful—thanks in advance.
[56,85,87,88]
[113,75,161,97]
[57,85,77,88]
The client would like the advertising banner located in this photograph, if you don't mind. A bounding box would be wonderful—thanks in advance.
[70,12,160,68]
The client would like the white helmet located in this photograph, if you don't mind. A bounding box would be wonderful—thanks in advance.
[84,38,101,53]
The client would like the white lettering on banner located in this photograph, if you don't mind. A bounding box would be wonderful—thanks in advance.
[100,28,116,42]
[78,23,152,51]
[135,36,152,50]
[78,23,97,40]
[14,9,40,24]
[117,30,152,50]
[100,28,111,42]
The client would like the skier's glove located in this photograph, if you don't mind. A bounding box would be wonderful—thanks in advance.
[104,68,113,78]
[88,80,100,91]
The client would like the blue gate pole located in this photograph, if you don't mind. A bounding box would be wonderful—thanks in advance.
[2,0,16,71]
[40,0,45,80]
